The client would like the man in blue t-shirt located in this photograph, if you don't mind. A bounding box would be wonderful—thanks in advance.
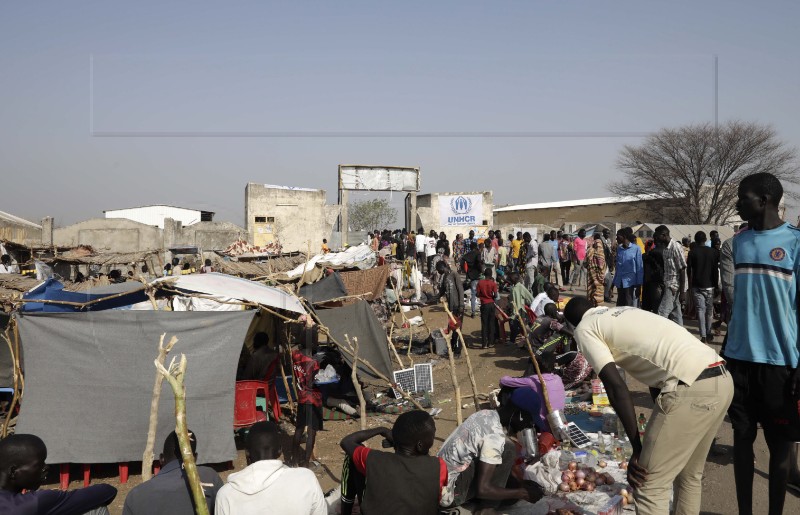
[725,172,800,515]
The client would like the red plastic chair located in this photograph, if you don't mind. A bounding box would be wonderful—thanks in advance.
[234,381,269,428]
[524,305,537,325]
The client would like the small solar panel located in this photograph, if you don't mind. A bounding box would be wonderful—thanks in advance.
[565,422,591,448]
[414,363,434,393]
[392,368,416,399]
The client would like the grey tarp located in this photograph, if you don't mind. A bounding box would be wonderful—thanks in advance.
[298,272,348,305]
[316,300,393,380]
[15,310,254,465]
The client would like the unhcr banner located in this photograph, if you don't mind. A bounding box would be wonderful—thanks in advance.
[439,194,484,226]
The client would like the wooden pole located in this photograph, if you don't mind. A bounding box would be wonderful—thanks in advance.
[440,326,463,425]
[511,301,553,413]
[141,333,178,481]
[1,322,20,438]
[276,349,295,415]
[345,335,367,430]
[440,301,481,413]
[154,354,209,515]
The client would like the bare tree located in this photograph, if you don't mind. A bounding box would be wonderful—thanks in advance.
[348,199,397,231]
[609,121,799,224]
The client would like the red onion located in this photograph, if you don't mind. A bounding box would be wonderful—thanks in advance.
[558,482,570,492]
[575,470,586,480]
[583,482,595,492]
[568,461,578,471]
[595,477,606,486]
[575,478,586,487]
[569,481,578,491]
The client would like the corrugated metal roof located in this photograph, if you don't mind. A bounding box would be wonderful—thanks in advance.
[494,194,663,212]
[0,210,42,229]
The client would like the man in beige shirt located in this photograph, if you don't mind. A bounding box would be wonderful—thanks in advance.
[564,297,733,515]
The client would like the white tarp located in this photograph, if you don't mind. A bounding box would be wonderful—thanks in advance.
[339,166,419,191]
[151,273,306,314]
[284,244,377,278]
[439,194,484,226]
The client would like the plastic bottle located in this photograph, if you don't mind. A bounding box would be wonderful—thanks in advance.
[597,430,606,454]
[638,413,648,437]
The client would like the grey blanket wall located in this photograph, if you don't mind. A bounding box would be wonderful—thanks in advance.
[16,310,254,465]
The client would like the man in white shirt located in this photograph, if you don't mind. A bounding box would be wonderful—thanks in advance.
[425,230,437,275]
[415,228,427,273]
[215,421,327,515]
[563,297,733,515]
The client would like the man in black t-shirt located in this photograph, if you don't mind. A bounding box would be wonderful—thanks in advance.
[460,241,483,318]
[687,231,719,343]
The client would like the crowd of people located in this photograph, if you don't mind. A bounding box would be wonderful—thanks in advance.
[2,172,799,514]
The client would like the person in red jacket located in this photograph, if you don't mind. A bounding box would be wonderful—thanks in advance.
[476,267,499,349]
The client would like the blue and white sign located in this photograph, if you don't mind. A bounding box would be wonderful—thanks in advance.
[439,194,484,226]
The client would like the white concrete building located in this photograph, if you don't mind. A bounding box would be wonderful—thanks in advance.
[103,205,214,229]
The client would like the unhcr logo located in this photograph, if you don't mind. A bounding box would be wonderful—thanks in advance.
[447,196,476,225]
[450,196,472,214]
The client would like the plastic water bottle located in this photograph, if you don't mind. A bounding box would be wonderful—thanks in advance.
[597,430,606,454]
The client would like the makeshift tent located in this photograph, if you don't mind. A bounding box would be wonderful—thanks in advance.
[21,279,147,312]
[15,310,254,464]
[299,272,348,305]
[338,265,391,304]
[151,273,306,314]
[316,300,393,381]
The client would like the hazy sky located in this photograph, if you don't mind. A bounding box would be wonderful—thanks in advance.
[2,1,798,227]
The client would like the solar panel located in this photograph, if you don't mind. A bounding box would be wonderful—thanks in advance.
[565,422,592,449]
[414,363,434,393]
[392,368,416,399]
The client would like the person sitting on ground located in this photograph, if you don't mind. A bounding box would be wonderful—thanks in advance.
[0,434,117,515]
[384,276,399,308]
[215,421,326,515]
[436,260,465,358]
[123,430,223,515]
[200,259,215,273]
[530,284,559,318]
[499,351,566,433]
[437,403,543,511]
[339,410,448,515]
[321,238,330,254]
[476,267,499,349]
[0,254,19,274]
[290,327,322,467]
[163,263,172,277]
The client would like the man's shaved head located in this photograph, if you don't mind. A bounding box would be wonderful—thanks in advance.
[246,421,283,463]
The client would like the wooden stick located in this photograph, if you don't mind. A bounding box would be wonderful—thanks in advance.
[440,326,463,425]
[386,324,407,368]
[276,347,295,415]
[141,333,178,481]
[1,322,19,438]
[346,335,367,430]
[441,301,481,413]
[155,354,209,515]
[511,301,553,413]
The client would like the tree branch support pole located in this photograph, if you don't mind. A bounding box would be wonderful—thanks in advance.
[345,335,367,430]
[142,333,178,481]
[1,321,21,438]
[440,327,463,425]
[441,301,481,413]
[511,301,553,413]
[155,354,209,515]
[276,349,295,415]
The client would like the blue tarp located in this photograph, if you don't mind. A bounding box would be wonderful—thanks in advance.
[21,279,148,312]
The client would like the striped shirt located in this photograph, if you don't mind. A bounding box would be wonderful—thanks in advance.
[727,223,800,366]
[662,238,687,290]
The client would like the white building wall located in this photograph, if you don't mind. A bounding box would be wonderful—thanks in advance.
[104,206,203,229]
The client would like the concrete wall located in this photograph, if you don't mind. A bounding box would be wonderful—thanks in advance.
[54,218,245,255]
[245,183,335,253]
[54,218,164,252]
[415,191,493,241]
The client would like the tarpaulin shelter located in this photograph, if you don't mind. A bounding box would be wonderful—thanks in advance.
[316,300,393,380]
[299,272,348,305]
[20,279,148,312]
[151,273,306,314]
[15,310,254,464]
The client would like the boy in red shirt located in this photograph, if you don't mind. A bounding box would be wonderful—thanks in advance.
[476,267,499,349]
[290,327,322,468]
[340,410,447,515]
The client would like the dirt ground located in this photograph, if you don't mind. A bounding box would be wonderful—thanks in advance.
[43,283,800,514]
